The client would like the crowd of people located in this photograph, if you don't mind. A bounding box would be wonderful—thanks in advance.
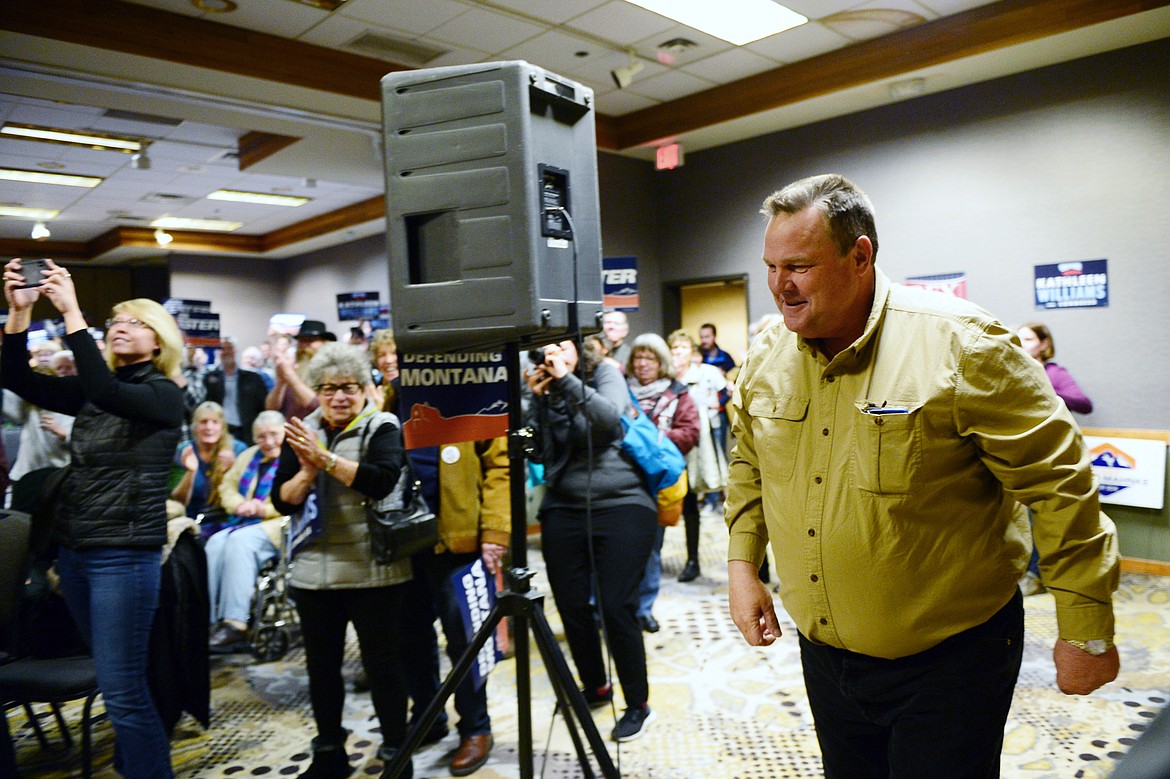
[0,172,1117,779]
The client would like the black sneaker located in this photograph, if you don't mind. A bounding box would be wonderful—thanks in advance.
[611,705,655,742]
[582,682,613,710]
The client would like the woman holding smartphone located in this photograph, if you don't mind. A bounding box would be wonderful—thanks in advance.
[2,258,184,779]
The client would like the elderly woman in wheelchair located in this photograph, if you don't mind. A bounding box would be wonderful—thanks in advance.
[206,410,287,652]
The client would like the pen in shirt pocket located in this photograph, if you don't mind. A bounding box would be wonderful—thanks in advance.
[858,401,911,416]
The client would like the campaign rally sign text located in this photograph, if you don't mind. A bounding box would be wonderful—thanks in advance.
[336,291,382,322]
[165,298,221,346]
[452,558,503,689]
[1034,259,1108,309]
[603,256,639,310]
[398,351,508,449]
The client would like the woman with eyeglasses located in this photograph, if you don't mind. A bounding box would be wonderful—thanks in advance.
[269,342,412,779]
[2,258,184,779]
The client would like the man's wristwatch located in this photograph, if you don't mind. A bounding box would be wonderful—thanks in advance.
[323,452,338,472]
[1065,638,1114,655]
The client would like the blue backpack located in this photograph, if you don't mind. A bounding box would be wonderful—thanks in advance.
[620,389,686,493]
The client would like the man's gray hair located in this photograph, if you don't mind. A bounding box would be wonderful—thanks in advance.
[761,173,879,262]
[307,343,372,387]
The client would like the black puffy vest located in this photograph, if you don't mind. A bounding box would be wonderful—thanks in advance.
[57,364,181,549]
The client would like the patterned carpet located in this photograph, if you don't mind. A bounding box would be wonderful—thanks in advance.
[9,514,1169,778]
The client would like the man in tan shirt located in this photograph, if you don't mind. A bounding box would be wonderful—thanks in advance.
[726,174,1119,778]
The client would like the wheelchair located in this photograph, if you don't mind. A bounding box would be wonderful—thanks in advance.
[248,516,301,662]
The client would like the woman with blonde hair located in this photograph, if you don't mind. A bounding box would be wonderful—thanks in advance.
[370,329,399,413]
[171,400,247,536]
[2,258,185,778]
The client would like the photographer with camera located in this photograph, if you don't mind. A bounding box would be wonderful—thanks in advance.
[524,338,659,742]
[3,257,186,778]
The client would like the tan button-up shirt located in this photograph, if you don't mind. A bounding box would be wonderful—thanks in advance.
[727,269,1117,659]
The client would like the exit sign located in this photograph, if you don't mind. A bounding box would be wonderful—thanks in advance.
[656,143,684,170]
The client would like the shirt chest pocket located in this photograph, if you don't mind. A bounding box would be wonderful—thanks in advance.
[748,394,808,483]
[852,406,922,495]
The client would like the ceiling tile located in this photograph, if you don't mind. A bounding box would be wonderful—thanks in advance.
[567,48,669,87]
[746,21,852,64]
[206,1,329,38]
[569,1,677,47]
[630,23,735,67]
[426,7,547,54]
[777,0,857,20]
[488,0,609,25]
[340,0,470,35]
[496,29,623,78]
[681,48,782,85]
[591,88,658,116]
[624,69,718,103]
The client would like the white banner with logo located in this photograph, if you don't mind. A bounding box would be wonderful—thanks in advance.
[1082,434,1167,510]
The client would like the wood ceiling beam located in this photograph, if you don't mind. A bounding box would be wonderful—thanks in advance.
[2,0,403,101]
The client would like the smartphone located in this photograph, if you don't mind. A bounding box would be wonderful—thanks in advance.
[17,258,50,289]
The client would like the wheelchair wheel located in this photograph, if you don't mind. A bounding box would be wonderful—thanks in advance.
[252,625,290,662]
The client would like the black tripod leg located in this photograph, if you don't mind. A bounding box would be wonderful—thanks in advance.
[531,605,620,778]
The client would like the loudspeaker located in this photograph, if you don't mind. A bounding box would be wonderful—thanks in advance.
[382,61,603,354]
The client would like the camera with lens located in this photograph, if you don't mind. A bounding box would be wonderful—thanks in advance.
[527,347,546,365]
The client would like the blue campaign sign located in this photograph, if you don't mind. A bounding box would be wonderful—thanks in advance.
[398,351,508,449]
[603,256,639,311]
[1034,259,1109,309]
[451,558,502,690]
[336,291,382,322]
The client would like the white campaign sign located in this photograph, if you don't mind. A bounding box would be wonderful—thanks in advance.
[1083,436,1167,510]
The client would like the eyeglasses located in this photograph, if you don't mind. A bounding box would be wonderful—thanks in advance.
[104,317,151,330]
[316,382,363,397]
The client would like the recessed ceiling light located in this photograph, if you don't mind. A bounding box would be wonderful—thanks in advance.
[0,206,61,220]
[152,216,244,231]
[0,168,103,188]
[0,123,142,152]
[624,0,806,45]
[207,189,310,207]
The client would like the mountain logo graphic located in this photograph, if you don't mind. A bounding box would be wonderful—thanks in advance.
[1089,443,1136,496]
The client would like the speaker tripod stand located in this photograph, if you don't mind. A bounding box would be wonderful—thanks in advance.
[385,341,619,779]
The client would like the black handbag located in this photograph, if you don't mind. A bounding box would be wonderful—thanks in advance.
[360,419,438,565]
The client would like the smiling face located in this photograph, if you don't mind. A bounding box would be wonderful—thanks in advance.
[316,374,365,428]
[375,344,398,381]
[106,316,160,367]
[254,423,284,459]
[763,206,875,359]
[193,411,224,448]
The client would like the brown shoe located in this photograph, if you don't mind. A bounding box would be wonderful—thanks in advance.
[449,734,492,776]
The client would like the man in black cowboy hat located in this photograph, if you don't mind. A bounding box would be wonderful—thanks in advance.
[265,318,336,420]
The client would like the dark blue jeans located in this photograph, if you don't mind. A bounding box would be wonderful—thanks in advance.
[400,549,492,738]
[799,591,1024,779]
[56,546,173,779]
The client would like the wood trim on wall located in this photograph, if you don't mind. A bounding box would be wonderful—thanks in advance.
[1121,557,1170,576]
[1081,428,1170,442]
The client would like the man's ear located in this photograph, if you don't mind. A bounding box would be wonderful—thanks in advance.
[852,235,874,272]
